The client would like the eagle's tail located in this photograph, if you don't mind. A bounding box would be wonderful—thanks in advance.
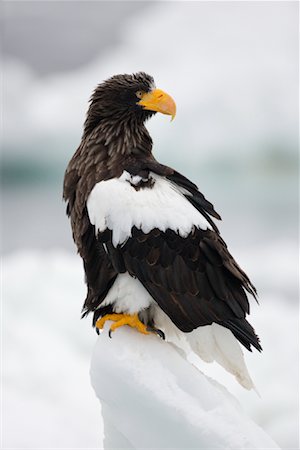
[187,323,256,390]
[153,308,257,390]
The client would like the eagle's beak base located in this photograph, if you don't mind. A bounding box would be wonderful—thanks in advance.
[138,88,176,120]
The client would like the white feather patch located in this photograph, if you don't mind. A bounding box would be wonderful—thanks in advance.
[153,308,255,390]
[101,273,154,314]
[187,324,255,390]
[87,171,211,246]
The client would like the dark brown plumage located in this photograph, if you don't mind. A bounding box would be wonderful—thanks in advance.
[63,72,262,358]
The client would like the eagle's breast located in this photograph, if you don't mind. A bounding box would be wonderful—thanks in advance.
[86,170,212,247]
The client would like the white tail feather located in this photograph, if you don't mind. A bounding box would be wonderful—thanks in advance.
[154,307,255,390]
[188,324,255,390]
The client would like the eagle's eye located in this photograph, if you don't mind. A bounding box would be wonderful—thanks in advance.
[135,90,144,99]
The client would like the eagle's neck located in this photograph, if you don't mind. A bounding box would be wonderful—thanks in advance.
[84,117,153,156]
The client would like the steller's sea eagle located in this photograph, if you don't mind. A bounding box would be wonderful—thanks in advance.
[63,72,261,389]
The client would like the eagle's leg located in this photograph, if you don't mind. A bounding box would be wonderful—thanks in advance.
[95,313,165,339]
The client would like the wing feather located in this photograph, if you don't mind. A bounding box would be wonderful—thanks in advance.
[117,227,261,351]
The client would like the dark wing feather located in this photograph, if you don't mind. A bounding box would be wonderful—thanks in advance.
[166,170,221,220]
[113,226,261,352]
[81,221,117,315]
[63,139,119,317]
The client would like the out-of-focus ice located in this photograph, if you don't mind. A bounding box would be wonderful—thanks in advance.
[2,251,102,447]
[91,325,279,450]
[4,1,297,169]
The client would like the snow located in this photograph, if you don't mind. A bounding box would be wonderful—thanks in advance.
[87,172,211,247]
[2,246,298,448]
[91,324,279,450]
[197,296,299,450]
[2,251,102,448]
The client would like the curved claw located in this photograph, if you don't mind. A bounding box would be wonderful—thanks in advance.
[146,326,165,340]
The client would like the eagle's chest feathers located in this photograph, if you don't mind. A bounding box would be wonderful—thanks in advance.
[87,170,212,247]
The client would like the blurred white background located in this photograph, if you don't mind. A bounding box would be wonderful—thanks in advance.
[2,1,298,448]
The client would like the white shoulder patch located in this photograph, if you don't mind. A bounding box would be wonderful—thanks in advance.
[87,171,212,246]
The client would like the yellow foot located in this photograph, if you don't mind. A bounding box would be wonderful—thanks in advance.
[96,313,149,337]
[95,313,165,339]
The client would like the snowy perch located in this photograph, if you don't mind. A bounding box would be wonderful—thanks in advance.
[90,325,279,450]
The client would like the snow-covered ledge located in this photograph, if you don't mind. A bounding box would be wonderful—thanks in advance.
[90,324,279,450]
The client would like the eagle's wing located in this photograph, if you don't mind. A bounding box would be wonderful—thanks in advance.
[88,161,261,352]
[63,142,118,321]
[100,226,260,352]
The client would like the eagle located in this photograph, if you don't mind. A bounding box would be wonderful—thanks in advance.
[63,72,261,389]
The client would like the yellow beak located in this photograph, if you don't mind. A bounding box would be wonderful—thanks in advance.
[138,88,176,120]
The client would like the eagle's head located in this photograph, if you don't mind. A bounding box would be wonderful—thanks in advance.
[84,72,176,136]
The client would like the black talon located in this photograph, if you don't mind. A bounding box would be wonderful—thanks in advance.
[146,326,165,340]
[108,329,113,338]
[156,329,165,340]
